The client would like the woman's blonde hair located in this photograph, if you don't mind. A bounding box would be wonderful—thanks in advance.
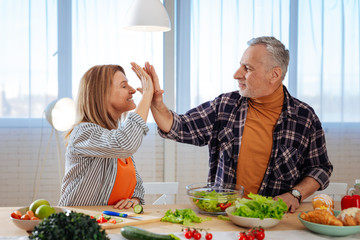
[65,65,126,140]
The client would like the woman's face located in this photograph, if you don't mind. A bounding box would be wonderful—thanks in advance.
[108,71,136,120]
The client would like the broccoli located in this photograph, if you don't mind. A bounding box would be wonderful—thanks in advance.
[29,211,109,240]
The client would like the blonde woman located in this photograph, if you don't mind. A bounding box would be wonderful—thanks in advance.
[58,63,153,209]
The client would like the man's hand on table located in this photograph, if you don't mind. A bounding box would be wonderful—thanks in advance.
[274,193,300,213]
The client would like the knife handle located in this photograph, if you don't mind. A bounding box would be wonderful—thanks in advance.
[103,210,128,218]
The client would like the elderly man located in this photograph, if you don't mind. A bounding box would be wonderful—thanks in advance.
[146,36,333,212]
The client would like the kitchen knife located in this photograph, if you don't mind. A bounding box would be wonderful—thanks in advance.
[102,210,143,220]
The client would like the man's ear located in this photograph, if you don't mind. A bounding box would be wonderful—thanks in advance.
[270,67,282,84]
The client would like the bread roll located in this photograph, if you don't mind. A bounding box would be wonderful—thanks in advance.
[312,194,334,214]
[337,207,360,226]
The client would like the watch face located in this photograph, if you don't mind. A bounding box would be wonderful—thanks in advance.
[292,189,301,197]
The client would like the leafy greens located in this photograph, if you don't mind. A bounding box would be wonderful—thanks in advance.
[161,208,210,225]
[233,193,288,220]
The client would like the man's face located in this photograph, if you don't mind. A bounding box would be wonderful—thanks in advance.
[233,44,278,98]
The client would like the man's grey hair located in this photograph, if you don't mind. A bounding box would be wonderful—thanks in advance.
[247,36,290,80]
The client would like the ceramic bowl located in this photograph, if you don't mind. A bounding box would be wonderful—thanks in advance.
[226,206,281,228]
[298,210,360,237]
[10,206,69,232]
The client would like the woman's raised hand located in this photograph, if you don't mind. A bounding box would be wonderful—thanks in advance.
[130,62,154,96]
[144,62,164,105]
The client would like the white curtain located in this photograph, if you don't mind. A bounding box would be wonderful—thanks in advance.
[189,0,360,123]
[72,0,164,109]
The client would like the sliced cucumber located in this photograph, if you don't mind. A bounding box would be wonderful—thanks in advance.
[133,204,143,214]
[121,226,180,240]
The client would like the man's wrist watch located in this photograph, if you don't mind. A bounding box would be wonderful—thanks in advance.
[289,188,302,203]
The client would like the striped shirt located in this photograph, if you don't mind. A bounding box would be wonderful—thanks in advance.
[158,85,333,196]
[58,112,147,206]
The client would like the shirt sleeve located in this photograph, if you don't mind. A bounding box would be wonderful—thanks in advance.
[157,100,217,146]
[302,117,333,190]
[71,112,149,159]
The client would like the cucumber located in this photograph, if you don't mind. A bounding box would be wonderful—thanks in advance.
[121,226,180,240]
[133,204,143,214]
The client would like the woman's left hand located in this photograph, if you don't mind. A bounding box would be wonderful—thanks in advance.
[113,198,140,209]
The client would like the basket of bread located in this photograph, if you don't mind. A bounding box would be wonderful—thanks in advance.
[298,193,360,237]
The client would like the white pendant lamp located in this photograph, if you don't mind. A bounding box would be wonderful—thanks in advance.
[123,0,171,32]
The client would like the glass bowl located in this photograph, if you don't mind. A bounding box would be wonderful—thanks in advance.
[186,182,244,215]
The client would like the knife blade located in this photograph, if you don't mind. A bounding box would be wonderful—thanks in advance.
[102,210,143,220]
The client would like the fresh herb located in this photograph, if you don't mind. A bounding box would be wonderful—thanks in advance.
[233,193,288,220]
[161,208,210,225]
[29,211,109,240]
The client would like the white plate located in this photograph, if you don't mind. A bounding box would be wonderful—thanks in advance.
[226,206,281,228]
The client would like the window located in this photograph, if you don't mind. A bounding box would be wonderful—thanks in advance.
[0,0,163,126]
[0,0,58,123]
[186,0,360,122]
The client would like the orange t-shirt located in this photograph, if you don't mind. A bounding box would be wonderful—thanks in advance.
[236,85,284,197]
[108,157,136,205]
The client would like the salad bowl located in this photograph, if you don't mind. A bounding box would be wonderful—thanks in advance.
[186,182,244,215]
[226,206,280,228]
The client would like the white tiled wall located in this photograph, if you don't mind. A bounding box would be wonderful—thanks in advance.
[0,124,359,207]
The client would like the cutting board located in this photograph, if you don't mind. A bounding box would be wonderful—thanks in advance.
[68,207,163,229]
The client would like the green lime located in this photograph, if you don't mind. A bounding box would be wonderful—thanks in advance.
[29,199,50,213]
[35,205,55,219]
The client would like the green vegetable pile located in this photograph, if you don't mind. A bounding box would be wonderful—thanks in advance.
[191,190,236,213]
[161,208,210,225]
[29,211,109,240]
[232,193,288,220]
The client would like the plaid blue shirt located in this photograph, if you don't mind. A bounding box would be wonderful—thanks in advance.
[158,86,333,197]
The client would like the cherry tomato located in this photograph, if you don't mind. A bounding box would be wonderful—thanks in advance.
[26,210,35,218]
[184,231,192,239]
[238,232,247,238]
[108,218,116,224]
[96,214,108,223]
[246,234,255,240]
[205,232,213,240]
[255,231,265,240]
[31,216,40,220]
[193,232,202,240]
[238,236,247,240]
[11,212,21,219]
[219,202,232,211]
[21,214,30,220]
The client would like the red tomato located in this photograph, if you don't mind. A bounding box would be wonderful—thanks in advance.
[219,202,232,211]
[255,231,265,240]
[21,214,30,220]
[238,236,247,240]
[31,216,40,220]
[96,214,108,223]
[205,233,213,240]
[184,231,192,239]
[193,232,202,240]
[108,218,116,224]
[246,234,255,240]
[11,212,21,219]
[26,210,35,218]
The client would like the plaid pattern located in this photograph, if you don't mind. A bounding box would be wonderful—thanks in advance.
[158,86,333,197]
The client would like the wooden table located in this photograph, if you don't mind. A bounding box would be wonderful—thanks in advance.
[1,202,325,237]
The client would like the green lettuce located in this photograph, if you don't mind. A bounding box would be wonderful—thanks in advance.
[161,208,210,225]
[233,193,288,220]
